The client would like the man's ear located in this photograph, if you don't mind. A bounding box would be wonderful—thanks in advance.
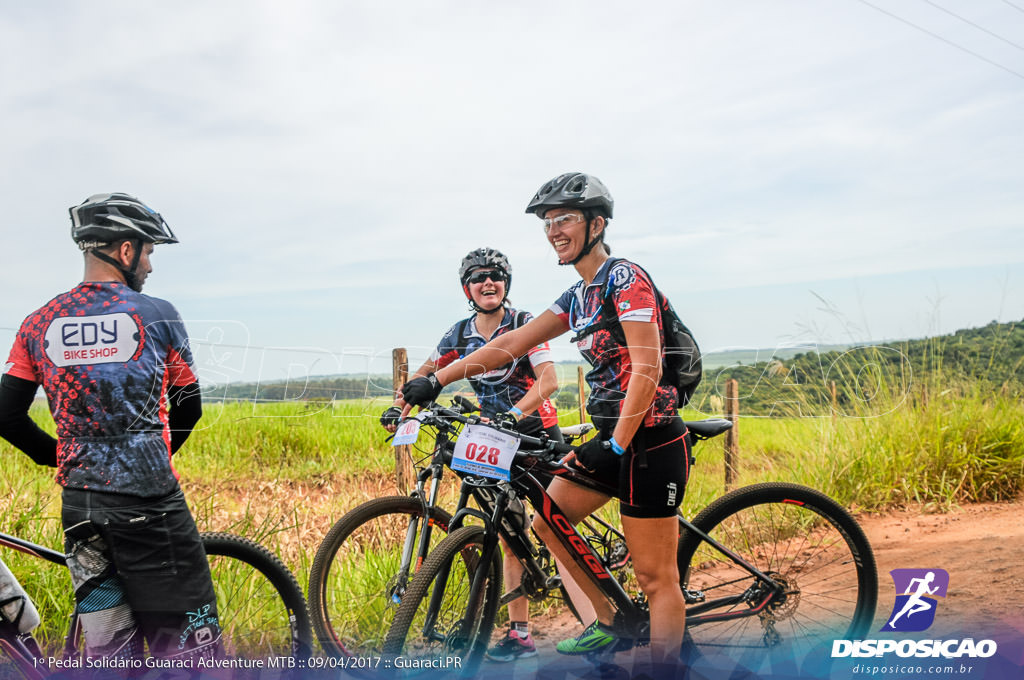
[117,240,134,267]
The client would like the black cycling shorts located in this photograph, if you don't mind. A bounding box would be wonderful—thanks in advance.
[566,418,690,519]
[62,487,220,660]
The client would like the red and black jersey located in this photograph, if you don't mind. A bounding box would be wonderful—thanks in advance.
[4,282,197,496]
[549,258,679,427]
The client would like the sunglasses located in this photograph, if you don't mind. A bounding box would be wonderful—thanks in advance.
[467,270,508,285]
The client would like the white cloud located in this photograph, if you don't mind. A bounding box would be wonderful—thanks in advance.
[1,0,1022,367]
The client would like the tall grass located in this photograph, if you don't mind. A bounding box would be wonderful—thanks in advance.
[3,375,1022,652]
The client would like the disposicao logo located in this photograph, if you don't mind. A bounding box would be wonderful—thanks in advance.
[832,567,998,660]
[881,568,949,632]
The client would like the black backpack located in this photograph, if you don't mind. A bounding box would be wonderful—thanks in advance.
[570,260,702,407]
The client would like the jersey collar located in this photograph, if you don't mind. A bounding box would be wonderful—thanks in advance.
[466,307,514,341]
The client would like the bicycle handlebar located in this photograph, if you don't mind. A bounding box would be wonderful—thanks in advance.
[403,401,576,462]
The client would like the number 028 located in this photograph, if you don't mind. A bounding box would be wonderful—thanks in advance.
[464,442,500,465]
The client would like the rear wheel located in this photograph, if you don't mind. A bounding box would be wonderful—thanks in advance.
[676,483,877,673]
[201,532,313,663]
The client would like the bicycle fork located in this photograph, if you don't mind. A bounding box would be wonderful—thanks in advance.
[420,486,507,646]
[394,465,447,604]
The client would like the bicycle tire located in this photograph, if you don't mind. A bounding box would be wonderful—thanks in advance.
[383,525,502,678]
[676,483,877,672]
[308,496,453,661]
[201,532,313,663]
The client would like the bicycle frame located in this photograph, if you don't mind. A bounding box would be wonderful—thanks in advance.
[417,417,787,645]
[386,405,610,608]
[0,531,80,677]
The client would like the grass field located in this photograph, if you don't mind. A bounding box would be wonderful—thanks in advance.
[2,380,1022,651]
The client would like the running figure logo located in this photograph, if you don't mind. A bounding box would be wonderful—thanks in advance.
[881,568,949,632]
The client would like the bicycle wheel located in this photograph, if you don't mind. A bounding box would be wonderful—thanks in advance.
[383,525,502,678]
[676,483,877,673]
[201,532,313,663]
[308,497,453,660]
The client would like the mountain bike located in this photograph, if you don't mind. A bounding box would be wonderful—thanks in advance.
[0,528,313,679]
[381,405,878,677]
[308,397,630,669]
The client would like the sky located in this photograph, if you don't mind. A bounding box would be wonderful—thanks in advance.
[2,1,1022,387]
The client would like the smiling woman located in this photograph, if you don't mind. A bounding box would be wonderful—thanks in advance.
[380,246,593,662]
[400,172,700,675]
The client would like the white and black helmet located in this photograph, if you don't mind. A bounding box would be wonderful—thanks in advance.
[525,172,614,219]
[459,248,511,314]
[70,193,177,250]
[458,248,512,287]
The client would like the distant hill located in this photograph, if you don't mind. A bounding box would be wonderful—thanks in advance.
[692,319,1024,416]
[204,320,1024,412]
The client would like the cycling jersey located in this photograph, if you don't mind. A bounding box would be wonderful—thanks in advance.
[4,282,197,497]
[549,258,679,429]
[431,308,558,428]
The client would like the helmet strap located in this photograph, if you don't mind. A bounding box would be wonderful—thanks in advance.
[473,302,504,314]
[560,214,605,266]
[88,240,144,291]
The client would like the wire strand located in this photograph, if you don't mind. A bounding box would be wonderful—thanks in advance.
[1001,0,1024,15]
[854,0,1024,80]
[921,0,1024,52]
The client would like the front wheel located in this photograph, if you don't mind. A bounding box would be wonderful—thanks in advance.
[383,525,502,678]
[676,483,877,672]
[307,496,454,662]
[201,532,313,662]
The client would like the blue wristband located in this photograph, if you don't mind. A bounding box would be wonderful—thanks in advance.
[509,406,523,417]
[608,436,625,456]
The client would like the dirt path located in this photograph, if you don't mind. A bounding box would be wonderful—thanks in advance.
[530,500,1024,648]
[857,500,1024,637]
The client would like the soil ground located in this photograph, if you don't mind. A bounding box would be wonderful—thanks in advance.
[529,500,1024,652]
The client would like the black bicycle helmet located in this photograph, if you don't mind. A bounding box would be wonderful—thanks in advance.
[525,172,614,219]
[70,193,178,248]
[459,248,511,314]
[69,193,178,292]
[527,173,613,266]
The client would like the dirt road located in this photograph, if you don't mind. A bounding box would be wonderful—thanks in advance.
[858,501,1024,638]
[532,500,1024,648]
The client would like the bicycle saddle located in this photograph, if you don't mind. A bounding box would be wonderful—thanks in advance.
[684,418,733,440]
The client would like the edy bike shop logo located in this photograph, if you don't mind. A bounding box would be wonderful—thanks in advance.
[832,569,997,660]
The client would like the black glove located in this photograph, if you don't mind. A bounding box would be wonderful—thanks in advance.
[493,411,519,431]
[401,373,443,407]
[574,437,614,472]
[380,406,402,428]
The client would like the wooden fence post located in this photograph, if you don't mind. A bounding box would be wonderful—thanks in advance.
[392,348,414,494]
[724,378,739,490]
[577,365,586,426]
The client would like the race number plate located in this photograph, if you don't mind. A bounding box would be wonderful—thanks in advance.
[391,413,426,446]
[451,424,520,481]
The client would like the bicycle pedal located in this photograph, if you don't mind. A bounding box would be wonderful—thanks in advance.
[612,636,640,652]
[498,586,525,606]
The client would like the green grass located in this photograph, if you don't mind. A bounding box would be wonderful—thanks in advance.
[2,379,1022,653]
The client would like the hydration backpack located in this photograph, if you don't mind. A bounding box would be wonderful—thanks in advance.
[570,260,702,407]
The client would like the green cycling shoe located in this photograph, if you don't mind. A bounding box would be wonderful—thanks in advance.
[555,621,618,655]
